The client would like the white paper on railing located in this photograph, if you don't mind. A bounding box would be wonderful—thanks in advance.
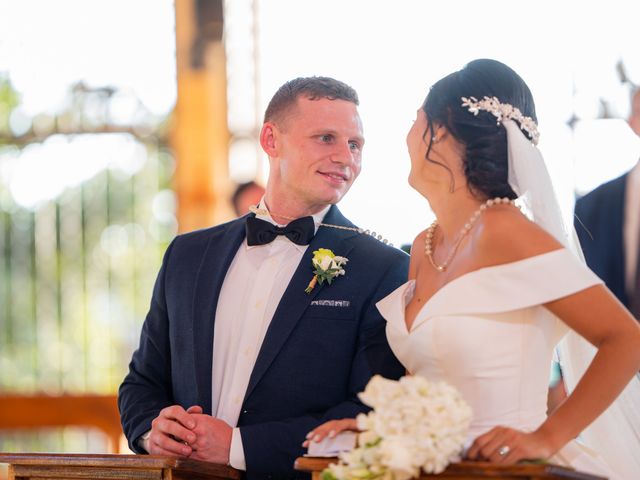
[305,431,357,457]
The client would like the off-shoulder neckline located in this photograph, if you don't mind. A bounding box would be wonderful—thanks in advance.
[402,248,578,333]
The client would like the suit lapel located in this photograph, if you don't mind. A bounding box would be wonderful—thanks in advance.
[244,206,358,400]
[192,217,247,413]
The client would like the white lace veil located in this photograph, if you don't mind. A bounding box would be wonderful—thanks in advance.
[503,117,640,479]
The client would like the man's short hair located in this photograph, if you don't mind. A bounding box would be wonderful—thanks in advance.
[263,76,359,127]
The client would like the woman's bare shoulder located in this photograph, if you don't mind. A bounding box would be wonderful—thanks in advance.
[473,207,564,265]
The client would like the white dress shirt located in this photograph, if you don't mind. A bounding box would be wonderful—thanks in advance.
[624,160,640,295]
[212,200,329,470]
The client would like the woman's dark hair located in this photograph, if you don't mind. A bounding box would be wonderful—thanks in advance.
[423,59,537,200]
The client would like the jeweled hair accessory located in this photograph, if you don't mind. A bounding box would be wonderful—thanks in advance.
[461,96,540,145]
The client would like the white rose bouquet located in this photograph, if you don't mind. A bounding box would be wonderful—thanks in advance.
[323,375,472,480]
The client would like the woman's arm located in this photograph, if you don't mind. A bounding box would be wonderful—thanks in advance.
[468,284,640,463]
[537,285,640,451]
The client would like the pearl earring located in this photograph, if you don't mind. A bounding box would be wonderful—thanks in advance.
[431,136,437,143]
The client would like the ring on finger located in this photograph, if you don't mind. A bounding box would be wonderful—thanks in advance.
[498,445,510,456]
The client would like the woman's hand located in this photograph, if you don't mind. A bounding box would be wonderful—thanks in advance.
[302,418,359,448]
[466,426,554,464]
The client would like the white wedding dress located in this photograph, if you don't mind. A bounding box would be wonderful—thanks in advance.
[376,248,620,479]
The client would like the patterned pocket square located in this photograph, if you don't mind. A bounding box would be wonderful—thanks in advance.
[310,300,351,307]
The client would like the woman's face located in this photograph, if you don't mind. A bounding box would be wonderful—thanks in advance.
[407,108,428,161]
[407,107,452,197]
[406,107,430,190]
[406,106,464,199]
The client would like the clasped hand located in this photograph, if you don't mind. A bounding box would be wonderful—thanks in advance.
[147,405,232,464]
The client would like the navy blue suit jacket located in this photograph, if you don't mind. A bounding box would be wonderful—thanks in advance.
[574,173,628,307]
[118,206,408,479]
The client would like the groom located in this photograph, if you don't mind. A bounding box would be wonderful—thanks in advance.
[118,76,408,479]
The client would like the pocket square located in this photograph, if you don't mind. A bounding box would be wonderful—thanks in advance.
[310,300,351,307]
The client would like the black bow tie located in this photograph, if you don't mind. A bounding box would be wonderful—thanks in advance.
[245,216,316,246]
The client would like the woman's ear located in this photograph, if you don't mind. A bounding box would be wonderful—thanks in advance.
[430,124,448,144]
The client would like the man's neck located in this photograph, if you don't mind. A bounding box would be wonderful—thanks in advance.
[263,194,330,225]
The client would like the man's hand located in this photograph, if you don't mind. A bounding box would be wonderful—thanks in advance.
[147,405,202,457]
[187,414,233,464]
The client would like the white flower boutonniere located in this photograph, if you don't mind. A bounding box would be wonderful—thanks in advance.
[305,248,348,294]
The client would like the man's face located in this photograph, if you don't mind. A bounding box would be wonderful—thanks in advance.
[263,97,364,211]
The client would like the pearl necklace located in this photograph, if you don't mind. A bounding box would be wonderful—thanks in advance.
[248,205,393,246]
[425,197,517,272]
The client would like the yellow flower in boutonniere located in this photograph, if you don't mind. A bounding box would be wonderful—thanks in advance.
[305,248,349,294]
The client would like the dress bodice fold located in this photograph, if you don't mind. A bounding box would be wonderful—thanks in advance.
[378,249,601,334]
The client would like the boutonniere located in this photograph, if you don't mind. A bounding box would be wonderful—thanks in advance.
[305,248,348,294]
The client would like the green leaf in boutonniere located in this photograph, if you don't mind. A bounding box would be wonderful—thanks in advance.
[305,248,348,294]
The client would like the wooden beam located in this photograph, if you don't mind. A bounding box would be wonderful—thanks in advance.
[172,0,232,233]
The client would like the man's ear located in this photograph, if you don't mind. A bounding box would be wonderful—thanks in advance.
[260,122,278,156]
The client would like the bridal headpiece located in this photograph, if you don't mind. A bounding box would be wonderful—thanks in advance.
[461,96,540,145]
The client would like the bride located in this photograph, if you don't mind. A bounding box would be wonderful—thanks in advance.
[304,59,640,479]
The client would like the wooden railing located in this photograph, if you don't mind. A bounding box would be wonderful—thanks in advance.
[0,453,240,480]
[0,453,608,480]
[294,456,608,480]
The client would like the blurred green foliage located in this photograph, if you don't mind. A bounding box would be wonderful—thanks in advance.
[0,76,176,453]
[0,76,20,143]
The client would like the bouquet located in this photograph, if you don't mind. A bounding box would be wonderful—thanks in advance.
[323,375,472,480]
